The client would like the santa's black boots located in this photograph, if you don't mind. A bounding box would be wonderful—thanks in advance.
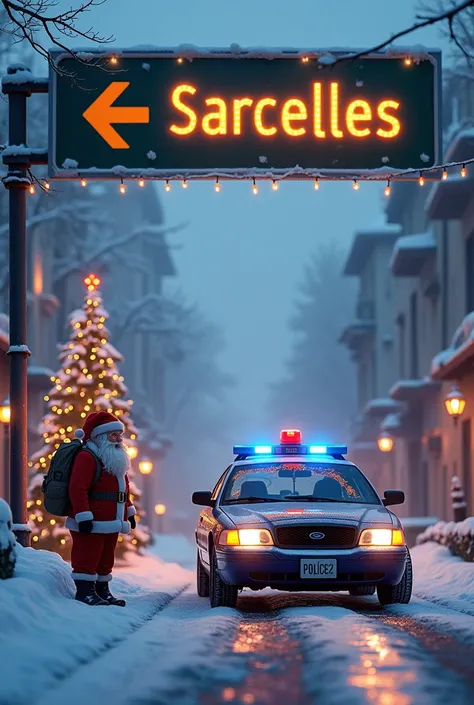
[96,581,126,607]
[74,580,110,606]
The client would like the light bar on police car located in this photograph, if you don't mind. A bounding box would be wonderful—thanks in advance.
[233,435,347,457]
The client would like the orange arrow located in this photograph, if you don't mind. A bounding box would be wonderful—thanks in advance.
[83,82,150,149]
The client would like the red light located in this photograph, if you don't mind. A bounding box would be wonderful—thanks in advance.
[280,429,302,444]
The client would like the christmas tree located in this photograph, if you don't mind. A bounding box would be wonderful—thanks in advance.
[28,273,151,559]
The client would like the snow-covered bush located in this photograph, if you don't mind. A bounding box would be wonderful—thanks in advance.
[0,499,16,579]
[417,517,474,561]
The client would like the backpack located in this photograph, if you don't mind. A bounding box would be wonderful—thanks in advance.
[41,439,102,517]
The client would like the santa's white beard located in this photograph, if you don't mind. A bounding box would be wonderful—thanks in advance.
[94,434,131,477]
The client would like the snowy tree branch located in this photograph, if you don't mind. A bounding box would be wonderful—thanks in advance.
[334,0,474,63]
[0,0,114,71]
[52,224,180,284]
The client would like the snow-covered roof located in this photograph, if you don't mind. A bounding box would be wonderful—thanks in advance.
[443,124,474,163]
[426,172,474,221]
[343,225,401,276]
[389,377,440,402]
[381,413,402,431]
[431,311,474,380]
[364,398,401,417]
[390,231,436,277]
[339,320,375,348]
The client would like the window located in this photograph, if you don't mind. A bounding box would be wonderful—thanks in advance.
[410,293,418,378]
[221,462,380,505]
[211,466,232,500]
[397,314,406,378]
[465,232,474,314]
[441,222,449,348]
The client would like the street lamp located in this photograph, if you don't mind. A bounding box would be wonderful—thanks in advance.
[0,397,10,503]
[378,433,394,453]
[444,386,466,427]
[126,445,138,460]
[138,459,153,475]
[154,503,166,534]
[138,459,154,529]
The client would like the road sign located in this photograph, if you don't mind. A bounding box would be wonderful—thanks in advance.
[49,48,441,179]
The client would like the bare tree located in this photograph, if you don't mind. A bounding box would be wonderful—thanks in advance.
[332,0,474,64]
[0,0,112,68]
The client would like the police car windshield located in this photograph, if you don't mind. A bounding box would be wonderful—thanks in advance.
[221,461,380,505]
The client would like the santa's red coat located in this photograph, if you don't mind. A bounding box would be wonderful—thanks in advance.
[65,446,136,534]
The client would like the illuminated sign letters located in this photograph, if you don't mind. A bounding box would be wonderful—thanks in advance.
[49,49,440,177]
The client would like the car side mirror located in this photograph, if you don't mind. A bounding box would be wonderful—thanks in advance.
[192,491,215,507]
[382,490,405,507]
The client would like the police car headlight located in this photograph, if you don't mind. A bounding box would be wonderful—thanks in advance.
[219,529,274,547]
[359,529,404,546]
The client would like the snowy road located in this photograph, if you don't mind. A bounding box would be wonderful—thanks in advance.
[35,586,474,705]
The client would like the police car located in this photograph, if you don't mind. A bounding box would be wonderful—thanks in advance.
[192,429,412,608]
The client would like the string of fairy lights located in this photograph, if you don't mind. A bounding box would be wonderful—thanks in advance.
[25,157,474,198]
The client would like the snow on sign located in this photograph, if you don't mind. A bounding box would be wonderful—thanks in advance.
[48,47,441,179]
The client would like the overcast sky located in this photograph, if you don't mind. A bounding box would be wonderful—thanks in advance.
[69,0,448,438]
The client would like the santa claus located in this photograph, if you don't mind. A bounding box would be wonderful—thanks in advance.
[66,411,137,606]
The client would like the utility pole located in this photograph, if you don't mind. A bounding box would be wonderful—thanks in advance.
[2,65,48,546]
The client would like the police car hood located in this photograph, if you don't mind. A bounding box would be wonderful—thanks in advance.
[221,502,393,527]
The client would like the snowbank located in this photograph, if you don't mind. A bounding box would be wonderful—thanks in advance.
[412,542,474,614]
[416,517,474,561]
[0,544,191,705]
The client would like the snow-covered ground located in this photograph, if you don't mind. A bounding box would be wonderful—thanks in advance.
[411,542,474,614]
[0,540,192,705]
[1,536,474,705]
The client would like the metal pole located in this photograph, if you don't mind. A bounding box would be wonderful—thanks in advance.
[4,424,10,504]
[4,69,31,546]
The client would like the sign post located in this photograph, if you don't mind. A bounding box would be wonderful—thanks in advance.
[2,65,48,545]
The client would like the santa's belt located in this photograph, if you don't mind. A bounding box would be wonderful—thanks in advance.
[90,491,128,503]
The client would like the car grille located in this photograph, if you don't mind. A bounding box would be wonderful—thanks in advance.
[249,571,384,583]
[275,524,357,548]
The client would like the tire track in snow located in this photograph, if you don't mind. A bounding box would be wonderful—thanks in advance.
[201,593,311,705]
[222,592,472,705]
[369,611,474,687]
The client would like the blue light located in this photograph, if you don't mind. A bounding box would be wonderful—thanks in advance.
[254,445,273,454]
[309,445,327,454]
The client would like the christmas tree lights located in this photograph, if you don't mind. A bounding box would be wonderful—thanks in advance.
[28,273,151,559]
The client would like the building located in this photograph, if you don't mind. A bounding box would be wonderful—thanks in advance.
[339,69,474,522]
[339,225,402,496]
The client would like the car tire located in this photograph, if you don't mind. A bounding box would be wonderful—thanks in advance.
[349,586,376,596]
[197,550,210,597]
[377,548,413,605]
[209,546,238,608]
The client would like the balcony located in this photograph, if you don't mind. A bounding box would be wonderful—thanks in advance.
[339,299,375,351]
[390,232,436,277]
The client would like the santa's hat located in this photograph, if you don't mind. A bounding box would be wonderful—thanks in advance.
[75,411,124,442]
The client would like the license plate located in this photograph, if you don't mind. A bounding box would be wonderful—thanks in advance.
[300,559,337,579]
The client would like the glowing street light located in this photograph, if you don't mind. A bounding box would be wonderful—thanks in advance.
[378,433,393,453]
[0,397,10,503]
[154,503,166,515]
[0,397,11,425]
[138,459,153,475]
[126,445,138,460]
[444,386,466,426]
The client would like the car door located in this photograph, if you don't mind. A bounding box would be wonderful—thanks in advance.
[198,466,231,569]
